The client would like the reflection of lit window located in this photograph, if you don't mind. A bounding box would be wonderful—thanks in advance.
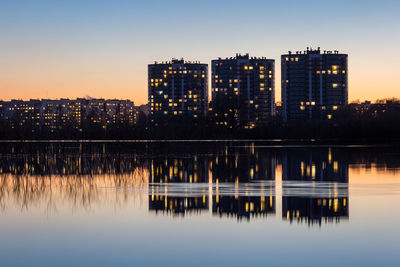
[333,161,339,172]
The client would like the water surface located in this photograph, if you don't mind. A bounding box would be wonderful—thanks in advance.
[0,142,399,266]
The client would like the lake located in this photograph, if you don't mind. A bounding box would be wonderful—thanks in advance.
[0,141,399,267]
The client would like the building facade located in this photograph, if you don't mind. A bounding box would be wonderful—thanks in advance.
[0,98,139,131]
[282,48,348,121]
[210,54,275,129]
[148,59,208,124]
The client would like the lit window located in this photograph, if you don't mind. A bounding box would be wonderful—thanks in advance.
[332,83,339,88]
[332,106,338,110]
[327,114,332,119]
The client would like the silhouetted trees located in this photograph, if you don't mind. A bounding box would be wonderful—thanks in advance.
[1,102,400,140]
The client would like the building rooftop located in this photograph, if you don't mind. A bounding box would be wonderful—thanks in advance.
[216,53,273,61]
[151,58,206,65]
[284,47,347,56]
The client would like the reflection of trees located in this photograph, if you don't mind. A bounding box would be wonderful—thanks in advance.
[0,170,148,214]
[0,152,147,177]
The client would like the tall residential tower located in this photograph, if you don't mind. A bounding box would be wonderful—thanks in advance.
[281,48,348,121]
[210,54,275,128]
[148,59,208,124]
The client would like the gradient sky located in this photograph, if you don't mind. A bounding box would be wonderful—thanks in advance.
[1,0,399,105]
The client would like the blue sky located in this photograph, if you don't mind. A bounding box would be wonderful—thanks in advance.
[1,0,399,104]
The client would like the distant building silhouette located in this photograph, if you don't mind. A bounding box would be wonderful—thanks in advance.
[210,54,275,128]
[281,48,348,121]
[148,59,208,125]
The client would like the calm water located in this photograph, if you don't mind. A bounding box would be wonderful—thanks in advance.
[0,142,399,267]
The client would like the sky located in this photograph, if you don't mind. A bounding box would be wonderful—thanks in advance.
[0,0,399,105]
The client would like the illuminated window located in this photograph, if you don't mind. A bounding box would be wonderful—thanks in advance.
[327,114,332,119]
[332,83,339,88]
[332,106,338,110]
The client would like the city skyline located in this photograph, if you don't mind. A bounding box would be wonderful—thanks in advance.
[1,0,400,105]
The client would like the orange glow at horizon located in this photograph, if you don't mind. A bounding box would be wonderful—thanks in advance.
[1,55,399,105]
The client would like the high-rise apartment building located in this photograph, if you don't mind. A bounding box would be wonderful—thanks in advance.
[281,47,348,121]
[148,59,208,124]
[210,54,275,128]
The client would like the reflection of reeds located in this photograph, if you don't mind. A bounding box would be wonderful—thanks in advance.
[0,169,149,214]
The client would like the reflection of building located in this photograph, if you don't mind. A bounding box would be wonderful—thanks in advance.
[282,48,348,121]
[149,195,208,217]
[149,156,209,183]
[213,195,275,220]
[148,59,208,124]
[283,148,348,182]
[210,144,276,183]
[210,54,275,128]
[282,147,349,225]
[282,197,349,225]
